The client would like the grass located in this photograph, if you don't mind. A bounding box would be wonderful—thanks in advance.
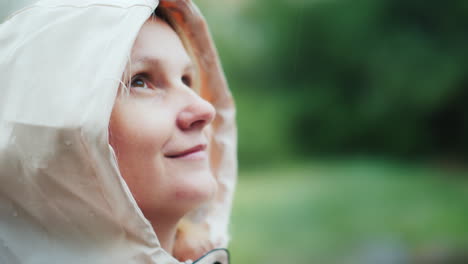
[228,159,468,264]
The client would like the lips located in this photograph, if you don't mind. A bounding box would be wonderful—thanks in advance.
[165,144,207,159]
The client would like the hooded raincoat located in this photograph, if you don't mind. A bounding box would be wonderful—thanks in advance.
[0,0,237,263]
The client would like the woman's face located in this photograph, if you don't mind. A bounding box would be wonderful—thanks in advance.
[109,17,217,219]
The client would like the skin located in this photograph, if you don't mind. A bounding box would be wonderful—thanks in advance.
[109,17,217,254]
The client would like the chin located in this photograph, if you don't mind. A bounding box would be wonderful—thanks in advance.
[174,171,217,208]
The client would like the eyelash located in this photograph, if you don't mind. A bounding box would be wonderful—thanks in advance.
[181,74,192,87]
[130,74,150,89]
[129,73,193,91]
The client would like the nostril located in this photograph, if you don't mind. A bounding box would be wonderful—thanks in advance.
[177,103,214,131]
[189,119,206,130]
[176,94,215,131]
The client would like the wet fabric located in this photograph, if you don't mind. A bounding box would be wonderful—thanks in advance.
[0,0,237,263]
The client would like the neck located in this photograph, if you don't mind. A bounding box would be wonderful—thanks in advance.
[150,218,179,254]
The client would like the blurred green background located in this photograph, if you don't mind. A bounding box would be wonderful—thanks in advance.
[2,0,468,263]
[195,0,468,263]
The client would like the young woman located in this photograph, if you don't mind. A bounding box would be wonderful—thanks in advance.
[0,0,237,263]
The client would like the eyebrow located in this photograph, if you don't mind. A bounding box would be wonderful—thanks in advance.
[131,56,195,73]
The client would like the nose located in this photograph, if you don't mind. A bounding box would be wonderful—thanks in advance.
[177,93,216,131]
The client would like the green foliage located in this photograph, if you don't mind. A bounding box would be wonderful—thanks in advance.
[201,0,468,164]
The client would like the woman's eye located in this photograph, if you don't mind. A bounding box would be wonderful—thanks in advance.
[181,75,192,87]
[130,76,149,89]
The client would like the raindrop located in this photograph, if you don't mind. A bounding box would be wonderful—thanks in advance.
[65,140,72,146]
[12,211,18,217]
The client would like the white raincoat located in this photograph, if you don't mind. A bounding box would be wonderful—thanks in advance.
[0,0,237,263]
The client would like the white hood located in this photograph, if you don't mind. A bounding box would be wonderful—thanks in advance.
[0,0,237,263]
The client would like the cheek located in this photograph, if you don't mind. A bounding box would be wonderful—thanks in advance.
[108,98,215,215]
[109,100,173,154]
[108,100,174,203]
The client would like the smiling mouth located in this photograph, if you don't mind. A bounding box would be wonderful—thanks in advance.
[165,144,207,159]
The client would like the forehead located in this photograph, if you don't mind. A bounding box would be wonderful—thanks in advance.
[130,17,192,67]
